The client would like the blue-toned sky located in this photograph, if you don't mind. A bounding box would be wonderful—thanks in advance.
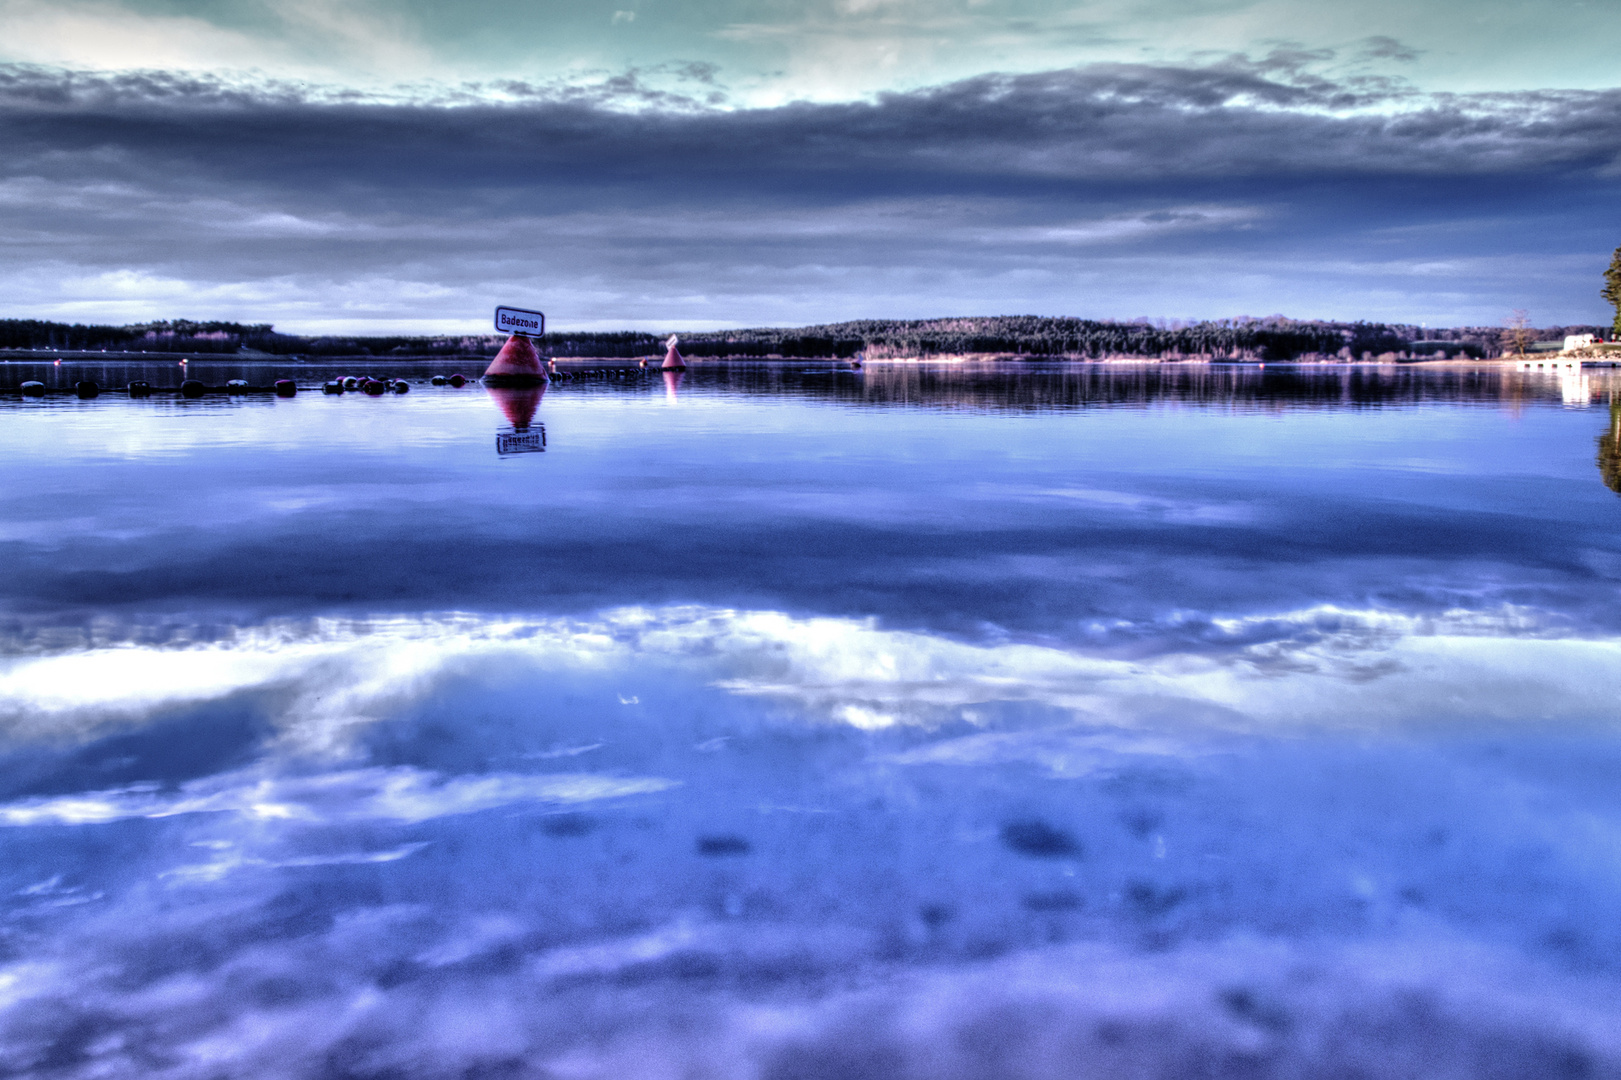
[1,0,1619,332]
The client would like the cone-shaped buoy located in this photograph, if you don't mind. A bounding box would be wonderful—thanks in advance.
[661,334,686,370]
[484,334,549,387]
[487,384,545,429]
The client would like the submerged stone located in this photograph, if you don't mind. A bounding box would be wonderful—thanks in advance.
[1000,820,1080,858]
[696,835,751,857]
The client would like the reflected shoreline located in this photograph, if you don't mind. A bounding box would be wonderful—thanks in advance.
[3,359,1616,412]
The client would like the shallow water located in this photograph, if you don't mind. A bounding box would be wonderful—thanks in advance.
[2,361,1621,1078]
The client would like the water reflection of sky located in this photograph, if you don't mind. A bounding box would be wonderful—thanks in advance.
[3,363,1621,1077]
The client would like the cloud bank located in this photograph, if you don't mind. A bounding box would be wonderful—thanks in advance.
[1,60,1617,330]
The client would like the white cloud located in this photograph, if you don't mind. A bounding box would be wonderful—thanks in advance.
[0,765,677,828]
[0,0,431,84]
[0,0,284,71]
[2,603,1616,766]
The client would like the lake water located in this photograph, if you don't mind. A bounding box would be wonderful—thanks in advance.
[3,360,1621,1078]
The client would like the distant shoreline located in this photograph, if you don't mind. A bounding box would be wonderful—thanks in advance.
[3,349,1617,367]
[8,315,1603,364]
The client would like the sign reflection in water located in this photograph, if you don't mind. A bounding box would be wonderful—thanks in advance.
[487,383,547,456]
[1,362,1621,1078]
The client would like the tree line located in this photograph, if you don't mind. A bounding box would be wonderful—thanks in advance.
[1,315,1605,361]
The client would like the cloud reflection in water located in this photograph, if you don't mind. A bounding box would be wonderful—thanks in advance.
[2,366,1621,1075]
[0,604,1618,1075]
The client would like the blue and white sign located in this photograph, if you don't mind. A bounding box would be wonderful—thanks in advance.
[495,306,545,336]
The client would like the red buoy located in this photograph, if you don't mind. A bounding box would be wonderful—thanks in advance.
[661,335,686,370]
[484,334,548,387]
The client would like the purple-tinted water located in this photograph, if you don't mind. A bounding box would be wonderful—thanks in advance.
[2,360,1620,1078]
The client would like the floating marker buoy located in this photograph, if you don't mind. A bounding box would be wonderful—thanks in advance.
[180,380,205,399]
[274,379,297,397]
[343,376,359,390]
[128,381,152,398]
[392,380,409,394]
[20,381,44,397]
[226,379,249,394]
[322,381,343,394]
[431,375,448,386]
[448,373,467,387]
[74,380,99,399]
[483,335,548,387]
[363,379,386,396]
[662,334,686,370]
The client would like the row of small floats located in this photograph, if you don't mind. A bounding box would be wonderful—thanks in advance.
[17,378,301,399]
[323,375,419,395]
[12,375,458,399]
[11,365,663,400]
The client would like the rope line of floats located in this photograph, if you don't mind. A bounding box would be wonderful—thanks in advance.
[4,365,671,399]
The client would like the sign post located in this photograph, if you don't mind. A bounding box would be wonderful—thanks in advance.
[485,305,549,386]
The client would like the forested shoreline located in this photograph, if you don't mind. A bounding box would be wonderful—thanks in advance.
[0,316,1604,361]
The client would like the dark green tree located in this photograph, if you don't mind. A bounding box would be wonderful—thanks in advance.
[1603,245,1621,337]
[1598,396,1621,494]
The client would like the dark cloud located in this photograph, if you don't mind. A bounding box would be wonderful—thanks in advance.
[1359,35,1424,63]
[4,60,1615,180]
[0,60,1617,327]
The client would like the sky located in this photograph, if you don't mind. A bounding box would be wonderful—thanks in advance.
[1,0,1619,333]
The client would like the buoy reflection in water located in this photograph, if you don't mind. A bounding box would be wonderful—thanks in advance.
[487,383,548,456]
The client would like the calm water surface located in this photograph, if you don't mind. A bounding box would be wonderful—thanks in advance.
[2,361,1621,1078]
